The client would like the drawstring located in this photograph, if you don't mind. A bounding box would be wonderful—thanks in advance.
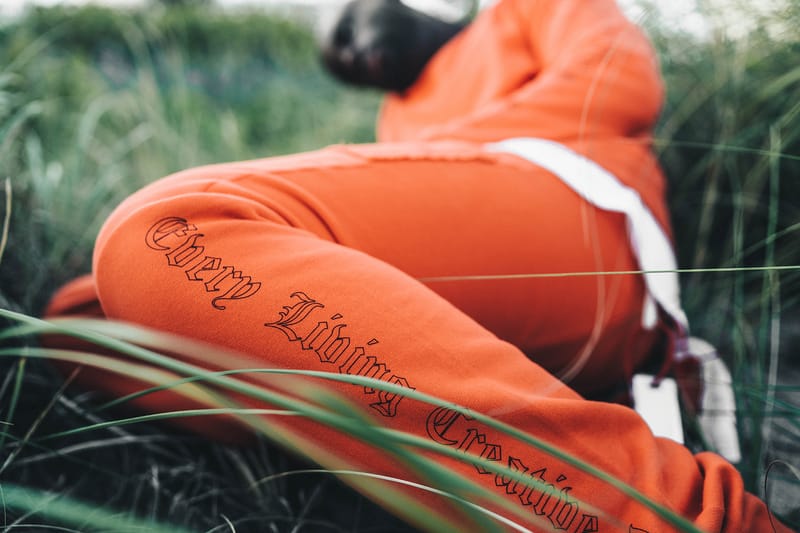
[640,309,703,415]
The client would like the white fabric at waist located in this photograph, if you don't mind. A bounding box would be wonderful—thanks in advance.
[485,137,688,330]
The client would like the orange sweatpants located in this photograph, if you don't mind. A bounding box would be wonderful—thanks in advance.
[46,140,788,532]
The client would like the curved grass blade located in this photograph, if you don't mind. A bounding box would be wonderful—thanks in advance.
[0,344,468,533]
[0,178,10,267]
[1,310,705,532]
[0,482,195,533]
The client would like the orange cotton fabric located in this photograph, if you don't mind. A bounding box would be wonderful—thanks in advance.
[44,0,791,531]
[378,0,671,236]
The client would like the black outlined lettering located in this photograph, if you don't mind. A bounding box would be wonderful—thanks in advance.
[575,514,599,533]
[266,291,324,341]
[144,217,261,309]
[265,291,415,417]
[424,406,599,532]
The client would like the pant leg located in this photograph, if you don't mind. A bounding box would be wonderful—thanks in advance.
[95,141,655,396]
[81,141,787,532]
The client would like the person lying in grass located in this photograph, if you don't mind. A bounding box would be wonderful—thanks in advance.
[47,0,792,530]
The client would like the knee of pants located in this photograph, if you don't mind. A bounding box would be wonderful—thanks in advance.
[94,186,291,322]
[89,172,343,442]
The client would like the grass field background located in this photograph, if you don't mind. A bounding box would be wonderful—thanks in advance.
[0,1,798,531]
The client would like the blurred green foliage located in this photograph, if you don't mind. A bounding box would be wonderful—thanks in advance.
[0,4,381,313]
[644,5,800,497]
[0,3,376,157]
[649,8,800,366]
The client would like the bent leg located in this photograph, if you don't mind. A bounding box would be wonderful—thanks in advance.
[96,142,656,396]
[85,142,786,532]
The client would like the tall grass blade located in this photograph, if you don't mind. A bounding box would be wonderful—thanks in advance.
[0,309,704,532]
[0,178,9,266]
[1,482,195,533]
[0,357,24,451]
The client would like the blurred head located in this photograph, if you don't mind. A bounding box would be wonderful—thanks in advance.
[321,0,465,93]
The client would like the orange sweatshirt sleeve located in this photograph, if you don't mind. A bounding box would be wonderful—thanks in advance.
[378,0,665,144]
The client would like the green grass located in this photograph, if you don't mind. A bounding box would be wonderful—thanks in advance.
[0,1,799,531]
[0,310,708,533]
[649,2,800,508]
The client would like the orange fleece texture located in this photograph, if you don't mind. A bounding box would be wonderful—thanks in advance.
[44,0,791,531]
